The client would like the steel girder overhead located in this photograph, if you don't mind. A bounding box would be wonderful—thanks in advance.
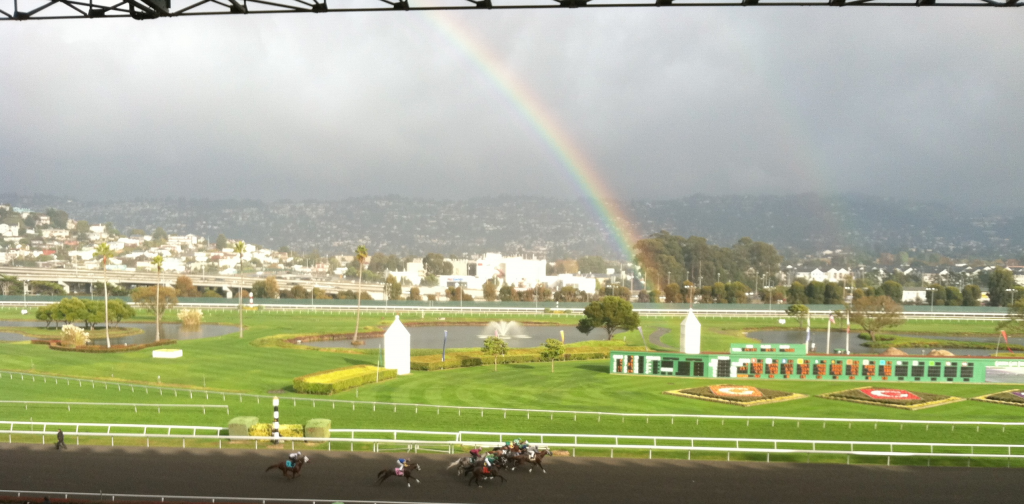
[0,0,1018,20]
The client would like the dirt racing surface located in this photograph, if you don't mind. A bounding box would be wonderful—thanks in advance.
[2,444,1021,504]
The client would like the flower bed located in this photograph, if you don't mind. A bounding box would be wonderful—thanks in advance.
[819,387,962,410]
[664,385,806,407]
[48,339,177,353]
[293,365,397,395]
[248,423,304,437]
[973,390,1024,407]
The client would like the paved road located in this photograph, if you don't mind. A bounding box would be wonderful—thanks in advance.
[3,444,1021,504]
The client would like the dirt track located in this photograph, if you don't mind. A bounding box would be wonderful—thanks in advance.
[2,444,1021,504]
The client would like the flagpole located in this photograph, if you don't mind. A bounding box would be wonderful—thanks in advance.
[442,330,448,362]
[826,315,832,355]
[805,311,811,349]
[845,311,851,355]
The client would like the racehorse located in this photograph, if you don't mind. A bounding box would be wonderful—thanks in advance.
[466,462,506,488]
[446,456,475,476]
[508,449,552,473]
[266,456,308,480]
[376,461,422,487]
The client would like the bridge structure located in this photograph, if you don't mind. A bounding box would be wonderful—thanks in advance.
[0,0,1018,22]
[0,266,382,300]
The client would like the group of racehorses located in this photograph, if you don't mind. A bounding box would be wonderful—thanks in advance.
[265,445,551,488]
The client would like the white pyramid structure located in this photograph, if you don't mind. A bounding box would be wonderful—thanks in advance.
[681,309,702,355]
[383,315,411,375]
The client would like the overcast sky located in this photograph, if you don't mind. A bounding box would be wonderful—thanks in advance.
[1,9,1022,206]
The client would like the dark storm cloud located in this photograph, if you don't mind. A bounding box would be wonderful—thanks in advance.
[0,10,1021,205]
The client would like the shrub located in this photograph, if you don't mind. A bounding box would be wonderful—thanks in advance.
[293,365,397,395]
[228,416,259,437]
[409,348,611,371]
[59,325,90,348]
[178,308,204,329]
[249,423,304,438]
[305,418,332,439]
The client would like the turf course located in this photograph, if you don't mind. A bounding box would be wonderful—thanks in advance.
[1,306,1022,466]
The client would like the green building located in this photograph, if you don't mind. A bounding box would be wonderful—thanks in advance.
[608,344,1007,384]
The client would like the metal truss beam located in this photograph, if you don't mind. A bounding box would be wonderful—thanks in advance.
[0,0,1018,20]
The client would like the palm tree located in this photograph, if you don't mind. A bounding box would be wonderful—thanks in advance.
[234,241,246,338]
[352,245,369,346]
[151,254,164,342]
[93,243,116,348]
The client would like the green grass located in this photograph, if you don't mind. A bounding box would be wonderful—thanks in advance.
[2,307,1022,458]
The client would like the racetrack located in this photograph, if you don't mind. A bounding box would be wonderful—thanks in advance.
[3,444,1021,504]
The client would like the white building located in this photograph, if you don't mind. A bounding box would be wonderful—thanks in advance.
[473,253,546,286]
[0,223,19,238]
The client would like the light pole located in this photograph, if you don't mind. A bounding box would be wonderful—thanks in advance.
[23,280,28,310]
[925,287,936,312]
[1008,288,1017,306]
[459,282,463,310]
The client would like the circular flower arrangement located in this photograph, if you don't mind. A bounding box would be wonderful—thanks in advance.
[859,388,920,400]
[710,385,762,398]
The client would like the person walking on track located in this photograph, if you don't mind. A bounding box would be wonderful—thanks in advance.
[55,429,67,450]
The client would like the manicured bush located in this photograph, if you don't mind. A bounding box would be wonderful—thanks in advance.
[228,416,259,437]
[60,324,91,348]
[305,418,332,439]
[293,365,397,395]
[249,423,304,437]
[409,348,611,371]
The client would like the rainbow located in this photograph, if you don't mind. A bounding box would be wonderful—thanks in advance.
[424,13,639,260]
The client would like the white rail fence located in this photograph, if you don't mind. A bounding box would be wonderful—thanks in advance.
[3,370,1024,431]
[0,301,1011,321]
[0,400,229,414]
[0,489,460,504]
[4,424,1024,466]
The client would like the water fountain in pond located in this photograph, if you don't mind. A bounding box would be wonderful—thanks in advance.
[479,320,531,339]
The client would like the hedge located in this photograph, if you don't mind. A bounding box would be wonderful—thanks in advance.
[293,365,397,395]
[249,423,304,437]
[305,418,332,439]
[410,348,611,371]
[48,339,177,353]
[228,416,259,437]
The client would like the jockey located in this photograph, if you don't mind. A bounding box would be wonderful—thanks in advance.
[469,448,481,464]
[396,458,409,474]
[287,451,303,467]
[483,453,496,474]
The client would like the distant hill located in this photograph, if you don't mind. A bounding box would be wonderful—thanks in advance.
[2,193,1022,261]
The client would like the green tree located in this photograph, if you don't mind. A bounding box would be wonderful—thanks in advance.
[152,254,164,341]
[45,208,69,229]
[482,335,509,371]
[290,285,309,299]
[353,245,369,345]
[152,227,168,243]
[498,283,515,302]
[804,281,826,305]
[823,282,844,305]
[251,276,280,299]
[944,286,963,307]
[786,304,809,328]
[216,234,228,250]
[541,338,565,372]
[787,281,808,304]
[925,284,947,306]
[576,296,640,340]
[850,295,905,341]
[663,283,683,304]
[879,280,904,302]
[385,274,402,301]
[482,279,498,302]
[106,299,135,328]
[988,267,1017,307]
[724,281,749,304]
[962,284,982,306]
[407,286,421,301]
[93,243,116,348]
[0,275,22,296]
[35,304,57,328]
[422,253,447,275]
[131,286,178,323]
[576,256,608,274]
[174,275,200,298]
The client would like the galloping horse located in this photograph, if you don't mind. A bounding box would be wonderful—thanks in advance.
[266,456,308,480]
[446,456,475,476]
[508,449,552,473]
[376,461,422,487]
[466,462,506,487]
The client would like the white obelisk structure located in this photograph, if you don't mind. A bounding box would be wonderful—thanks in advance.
[383,315,411,375]
[682,309,702,355]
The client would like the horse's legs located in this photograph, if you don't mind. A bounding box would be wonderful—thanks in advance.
[537,459,546,473]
